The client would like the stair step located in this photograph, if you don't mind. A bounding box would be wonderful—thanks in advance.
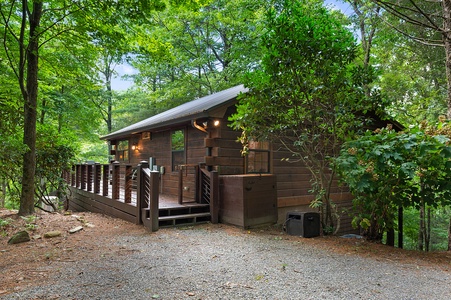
[158,212,211,227]
[158,212,211,221]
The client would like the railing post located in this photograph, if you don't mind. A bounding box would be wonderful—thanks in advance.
[112,161,120,200]
[81,164,87,190]
[124,165,133,203]
[76,165,81,188]
[94,163,101,194]
[102,164,109,196]
[150,171,160,231]
[210,171,219,224]
[194,165,200,203]
[178,167,183,204]
[136,161,149,225]
[71,165,76,186]
[87,164,93,192]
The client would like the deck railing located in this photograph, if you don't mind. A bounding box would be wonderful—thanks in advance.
[63,161,219,228]
[63,161,161,231]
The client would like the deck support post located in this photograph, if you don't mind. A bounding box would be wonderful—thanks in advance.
[210,171,219,224]
[150,171,160,231]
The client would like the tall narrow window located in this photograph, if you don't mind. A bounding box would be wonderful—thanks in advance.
[246,141,270,173]
[171,129,185,171]
[117,140,129,161]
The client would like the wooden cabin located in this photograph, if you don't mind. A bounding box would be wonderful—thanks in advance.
[98,84,360,233]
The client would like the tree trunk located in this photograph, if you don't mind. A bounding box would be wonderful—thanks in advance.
[19,1,43,216]
[425,207,431,252]
[0,179,5,207]
[418,205,424,251]
[443,0,451,119]
[448,216,451,251]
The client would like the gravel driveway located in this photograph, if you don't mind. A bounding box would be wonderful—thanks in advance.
[3,224,451,300]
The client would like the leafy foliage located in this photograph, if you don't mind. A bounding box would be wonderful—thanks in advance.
[335,122,451,240]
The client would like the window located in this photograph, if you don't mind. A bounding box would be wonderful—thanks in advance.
[246,141,270,173]
[171,129,185,171]
[117,140,129,161]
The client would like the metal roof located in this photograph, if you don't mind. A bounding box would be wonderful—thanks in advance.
[101,84,248,140]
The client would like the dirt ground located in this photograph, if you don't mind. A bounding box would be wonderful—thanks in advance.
[1,208,451,297]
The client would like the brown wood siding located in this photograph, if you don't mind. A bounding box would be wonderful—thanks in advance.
[206,107,244,175]
[220,174,277,228]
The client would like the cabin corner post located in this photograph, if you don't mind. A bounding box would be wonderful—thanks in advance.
[210,171,219,224]
[136,161,149,225]
[150,171,160,232]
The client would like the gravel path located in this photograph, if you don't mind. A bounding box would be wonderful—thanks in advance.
[3,224,451,300]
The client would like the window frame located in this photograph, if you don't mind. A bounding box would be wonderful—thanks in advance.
[116,140,129,162]
[245,141,271,174]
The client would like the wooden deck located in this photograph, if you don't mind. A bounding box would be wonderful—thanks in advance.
[66,163,218,230]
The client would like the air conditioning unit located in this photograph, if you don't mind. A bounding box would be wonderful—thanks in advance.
[285,212,320,238]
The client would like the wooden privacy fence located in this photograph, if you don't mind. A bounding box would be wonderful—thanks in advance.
[63,161,219,230]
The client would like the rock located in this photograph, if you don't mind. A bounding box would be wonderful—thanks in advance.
[44,231,62,238]
[8,231,30,244]
[68,226,83,234]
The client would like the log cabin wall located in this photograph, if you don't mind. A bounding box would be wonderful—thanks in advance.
[205,107,244,175]
[272,144,357,235]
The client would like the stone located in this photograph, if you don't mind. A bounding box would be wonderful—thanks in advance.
[68,226,83,234]
[8,231,30,244]
[44,231,62,238]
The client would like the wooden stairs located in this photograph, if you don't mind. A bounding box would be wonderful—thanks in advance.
[142,203,211,228]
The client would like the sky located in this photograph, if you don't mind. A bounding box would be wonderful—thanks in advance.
[324,0,352,15]
[111,0,352,91]
[111,63,136,91]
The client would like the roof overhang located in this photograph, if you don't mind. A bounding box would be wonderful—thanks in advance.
[101,85,248,141]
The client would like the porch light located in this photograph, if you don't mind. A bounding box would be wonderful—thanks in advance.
[213,120,220,127]
[131,143,139,151]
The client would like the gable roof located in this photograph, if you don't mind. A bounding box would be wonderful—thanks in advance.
[101,85,248,140]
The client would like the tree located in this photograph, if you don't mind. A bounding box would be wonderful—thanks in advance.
[231,0,376,234]
[130,0,266,104]
[371,0,451,119]
[0,0,161,215]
